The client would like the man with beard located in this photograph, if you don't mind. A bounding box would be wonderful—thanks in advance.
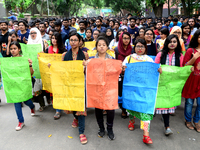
[62,18,76,36]
[78,20,87,38]
[39,22,50,41]
[154,21,162,36]
[0,21,10,57]
[54,20,68,44]
[92,18,106,33]
[128,17,139,44]
[188,18,198,36]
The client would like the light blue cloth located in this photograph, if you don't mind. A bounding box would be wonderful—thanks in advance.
[122,62,160,114]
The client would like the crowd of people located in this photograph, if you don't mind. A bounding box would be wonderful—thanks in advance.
[0,13,200,145]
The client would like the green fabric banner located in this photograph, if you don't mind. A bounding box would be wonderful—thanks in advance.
[20,43,42,78]
[156,65,191,108]
[0,53,2,89]
[1,57,33,103]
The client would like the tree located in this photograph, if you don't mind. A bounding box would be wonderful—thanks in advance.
[106,0,144,16]
[146,0,166,18]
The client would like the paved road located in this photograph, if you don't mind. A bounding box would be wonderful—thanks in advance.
[0,89,200,150]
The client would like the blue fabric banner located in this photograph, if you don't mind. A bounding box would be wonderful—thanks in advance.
[122,62,160,114]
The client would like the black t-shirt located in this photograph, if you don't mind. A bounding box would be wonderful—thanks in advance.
[0,31,9,57]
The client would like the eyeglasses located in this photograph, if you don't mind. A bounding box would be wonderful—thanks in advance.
[70,39,79,42]
[30,32,37,35]
[93,34,99,36]
[145,33,153,36]
[135,45,145,49]
[123,38,130,40]
[173,32,181,35]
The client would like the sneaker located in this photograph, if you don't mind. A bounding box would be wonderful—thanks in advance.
[98,129,105,138]
[16,122,25,131]
[31,105,35,116]
[165,128,173,136]
[107,130,115,140]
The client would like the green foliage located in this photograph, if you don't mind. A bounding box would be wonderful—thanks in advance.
[18,12,25,18]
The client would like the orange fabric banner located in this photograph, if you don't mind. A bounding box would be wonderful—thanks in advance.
[86,58,122,110]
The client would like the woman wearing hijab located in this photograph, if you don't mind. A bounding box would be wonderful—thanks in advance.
[170,26,186,52]
[27,27,45,112]
[105,27,114,45]
[114,32,134,119]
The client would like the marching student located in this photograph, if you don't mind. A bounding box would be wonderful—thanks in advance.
[122,38,161,144]
[62,32,89,144]
[83,36,117,140]
[155,34,184,135]
[9,41,35,131]
[182,29,200,132]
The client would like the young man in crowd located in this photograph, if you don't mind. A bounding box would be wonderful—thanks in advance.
[154,21,162,36]
[54,20,68,44]
[18,20,29,44]
[62,18,76,36]
[39,22,50,41]
[128,17,139,44]
[78,20,87,38]
[93,18,106,33]
[0,21,9,57]
[188,18,198,35]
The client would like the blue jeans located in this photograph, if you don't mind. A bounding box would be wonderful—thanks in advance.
[73,112,85,134]
[184,98,200,123]
[14,99,35,123]
[56,109,62,113]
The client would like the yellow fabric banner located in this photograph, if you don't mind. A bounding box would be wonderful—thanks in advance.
[38,53,62,93]
[85,41,96,50]
[50,61,85,111]
[87,50,115,58]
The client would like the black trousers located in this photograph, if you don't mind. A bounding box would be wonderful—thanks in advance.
[95,108,115,131]
[162,114,170,127]
[118,74,126,114]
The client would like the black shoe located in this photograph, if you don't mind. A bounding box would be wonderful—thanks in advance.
[98,129,105,138]
[107,130,115,140]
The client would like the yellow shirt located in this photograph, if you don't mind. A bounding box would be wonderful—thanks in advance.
[72,24,80,31]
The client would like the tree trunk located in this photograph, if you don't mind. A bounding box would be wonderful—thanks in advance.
[153,3,164,18]
[168,0,170,15]
[181,0,188,16]
[40,0,44,16]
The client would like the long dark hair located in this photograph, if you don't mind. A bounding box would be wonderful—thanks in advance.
[188,29,200,48]
[116,29,123,42]
[51,32,65,53]
[161,34,182,59]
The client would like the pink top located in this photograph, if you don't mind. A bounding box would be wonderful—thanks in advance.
[155,52,184,67]
[155,52,184,110]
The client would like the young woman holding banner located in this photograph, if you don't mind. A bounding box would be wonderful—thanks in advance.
[114,32,134,119]
[182,29,200,132]
[62,32,89,144]
[83,36,116,140]
[122,38,161,144]
[9,41,35,131]
[155,34,184,135]
[45,32,66,116]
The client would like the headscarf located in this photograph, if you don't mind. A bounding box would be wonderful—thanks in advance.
[117,32,132,61]
[170,26,184,46]
[27,27,43,49]
[106,27,114,44]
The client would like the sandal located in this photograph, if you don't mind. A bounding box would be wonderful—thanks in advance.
[103,110,107,116]
[72,118,78,128]
[79,134,87,144]
[143,135,153,144]
[128,120,135,131]
[185,121,194,130]
[38,106,44,112]
[54,112,61,120]
[193,122,200,132]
